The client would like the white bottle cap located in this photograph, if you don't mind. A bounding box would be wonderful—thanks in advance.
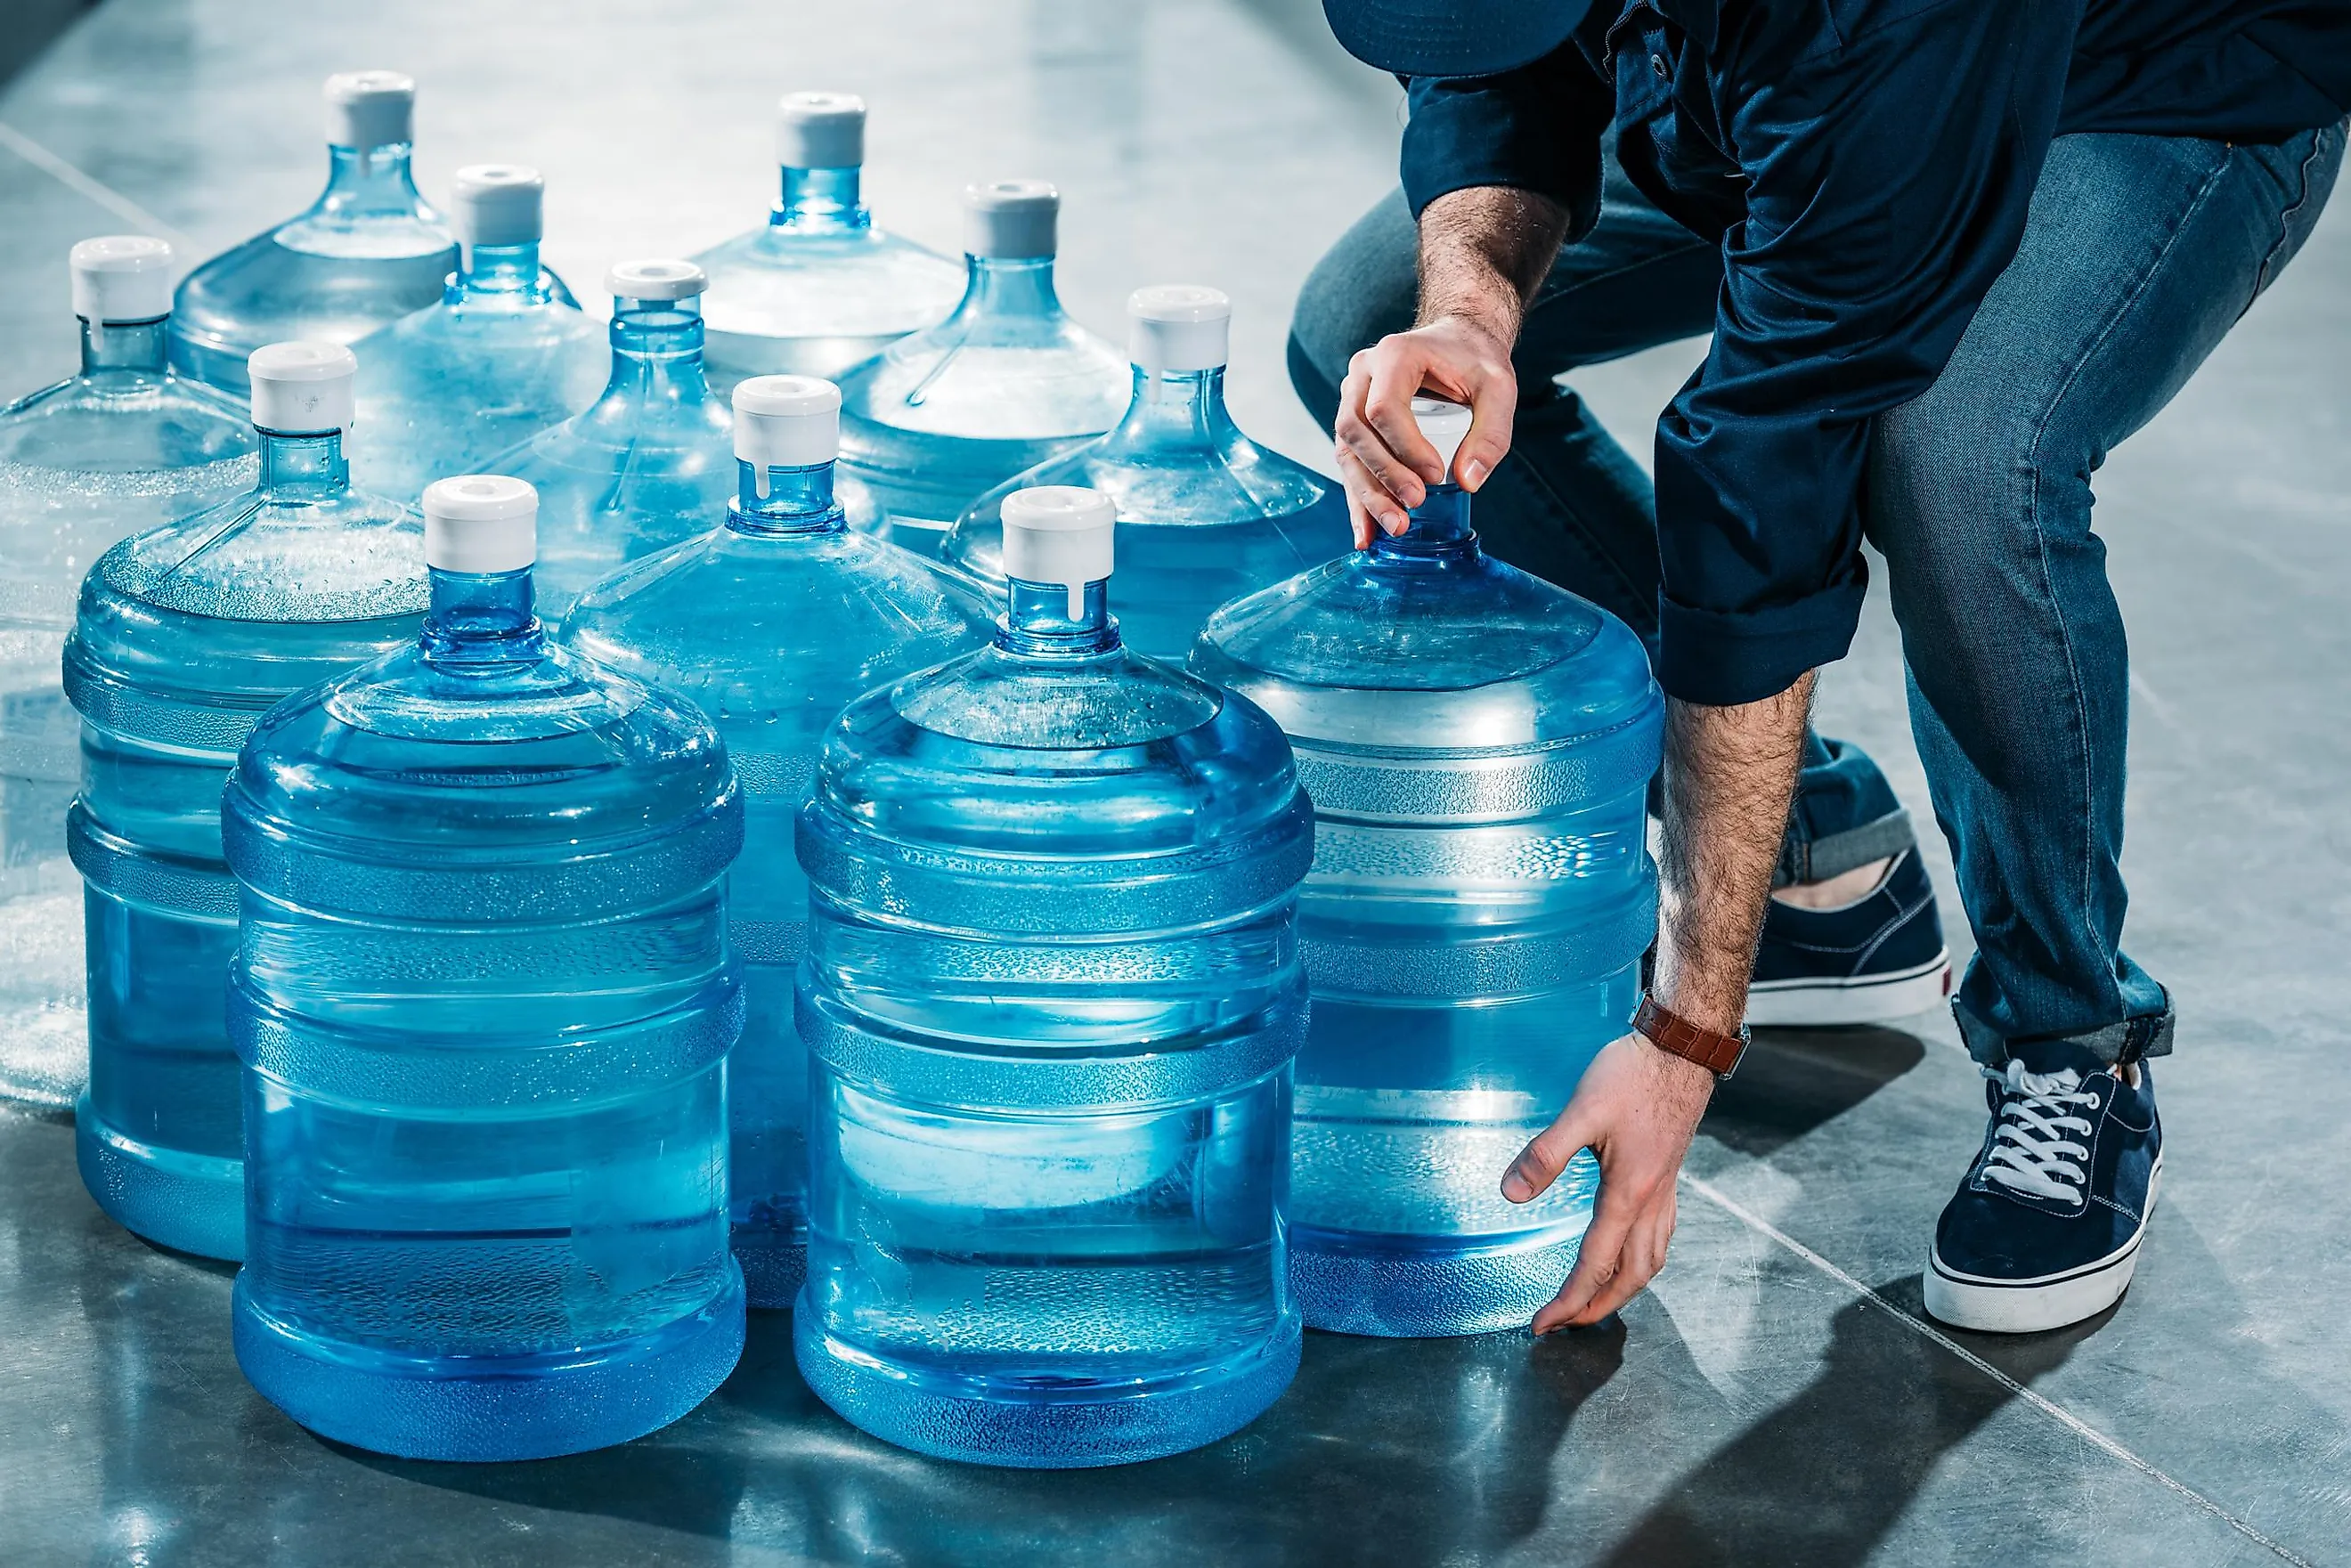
[606,258,706,302]
[422,475,537,573]
[1412,395,1473,479]
[70,235,174,323]
[248,341,357,434]
[324,71,416,150]
[733,376,840,478]
[450,164,543,248]
[778,91,866,170]
[1127,284,1230,375]
[964,180,1058,260]
[1001,485,1114,620]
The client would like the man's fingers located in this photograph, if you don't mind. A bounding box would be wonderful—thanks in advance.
[1332,444,1392,545]
[1454,362,1517,491]
[1501,1102,1593,1204]
[1535,1173,1642,1332]
[1575,1197,1677,1326]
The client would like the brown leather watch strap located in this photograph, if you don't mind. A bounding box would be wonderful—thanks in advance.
[1633,992,1749,1077]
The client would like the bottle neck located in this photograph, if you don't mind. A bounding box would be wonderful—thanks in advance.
[1372,483,1477,559]
[422,566,544,663]
[774,166,869,233]
[77,317,171,386]
[1110,365,1235,448]
[998,577,1119,657]
[256,429,351,495]
[957,256,1062,321]
[604,296,712,401]
[450,240,550,305]
[320,142,427,217]
[730,459,844,535]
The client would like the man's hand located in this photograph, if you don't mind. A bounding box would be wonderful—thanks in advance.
[1505,1032,1717,1332]
[1503,675,1819,1332]
[1335,316,1517,547]
[1331,185,1570,549]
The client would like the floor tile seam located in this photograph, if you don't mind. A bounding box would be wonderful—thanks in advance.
[1677,1169,2316,1568]
[0,120,192,251]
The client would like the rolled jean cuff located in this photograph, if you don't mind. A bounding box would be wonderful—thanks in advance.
[1773,808,1916,889]
[1953,998,2176,1068]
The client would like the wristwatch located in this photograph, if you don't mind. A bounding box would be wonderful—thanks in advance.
[1632,992,1750,1078]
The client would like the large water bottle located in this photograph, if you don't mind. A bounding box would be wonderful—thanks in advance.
[484,259,736,614]
[225,475,744,1460]
[795,486,1311,1466]
[564,375,993,1310]
[349,165,603,500]
[169,73,457,396]
[63,342,426,1260]
[1192,398,1662,1338]
[944,285,1346,658]
[834,183,1127,554]
[693,93,964,392]
[0,238,256,1109]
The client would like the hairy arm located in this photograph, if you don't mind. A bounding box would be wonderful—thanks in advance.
[1330,186,1569,544]
[1508,673,1816,1331]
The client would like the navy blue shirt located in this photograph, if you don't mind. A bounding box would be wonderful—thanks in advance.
[1400,0,2351,705]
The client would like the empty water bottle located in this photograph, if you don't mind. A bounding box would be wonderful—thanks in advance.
[0,238,256,1108]
[945,285,1346,658]
[349,165,603,500]
[64,342,426,1259]
[1192,398,1662,1337]
[795,486,1311,1466]
[835,182,1127,553]
[225,475,744,1461]
[564,375,992,1309]
[693,93,964,391]
[484,259,736,613]
[170,73,457,396]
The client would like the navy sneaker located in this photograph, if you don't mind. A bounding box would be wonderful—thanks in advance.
[1746,848,1950,1026]
[1924,1041,2162,1333]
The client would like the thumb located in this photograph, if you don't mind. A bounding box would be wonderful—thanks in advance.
[1452,362,1518,491]
[1502,1101,1598,1204]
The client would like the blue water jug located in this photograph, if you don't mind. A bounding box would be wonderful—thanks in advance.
[348,165,603,500]
[944,284,1346,658]
[484,258,736,614]
[63,342,426,1260]
[1192,398,1662,1337]
[693,93,964,392]
[169,72,456,396]
[835,182,1128,554]
[226,474,744,1460]
[795,485,1311,1466]
[0,238,256,1109]
[563,375,993,1309]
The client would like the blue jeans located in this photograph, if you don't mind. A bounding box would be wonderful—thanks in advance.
[1290,120,2345,1063]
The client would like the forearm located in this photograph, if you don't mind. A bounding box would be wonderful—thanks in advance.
[1415,186,1570,345]
[1651,674,1817,1036]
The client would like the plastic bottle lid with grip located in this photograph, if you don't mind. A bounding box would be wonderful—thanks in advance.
[779,92,865,170]
[71,237,174,325]
[422,475,535,572]
[323,70,415,150]
[248,341,357,435]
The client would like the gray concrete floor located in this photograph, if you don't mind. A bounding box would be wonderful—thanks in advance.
[3,3,2347,1564]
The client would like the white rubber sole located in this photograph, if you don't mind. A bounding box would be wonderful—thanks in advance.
[1745,952,1952,1027]
[1923,1159,2162,1334]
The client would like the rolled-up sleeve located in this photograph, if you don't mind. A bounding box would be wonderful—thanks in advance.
[1653,0,2080,706]
[1400,45,1615,239]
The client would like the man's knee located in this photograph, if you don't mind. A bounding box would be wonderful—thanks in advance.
[1288,189,1420,434]
[1869,372,2076,565]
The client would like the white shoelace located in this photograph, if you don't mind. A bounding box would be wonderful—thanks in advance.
[1980,1062,2101,1206]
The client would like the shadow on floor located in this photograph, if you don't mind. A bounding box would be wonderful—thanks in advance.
[1599,1276,2105,1566]
[1704,1026,1928,1158]
[353,1311,1626,1565]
